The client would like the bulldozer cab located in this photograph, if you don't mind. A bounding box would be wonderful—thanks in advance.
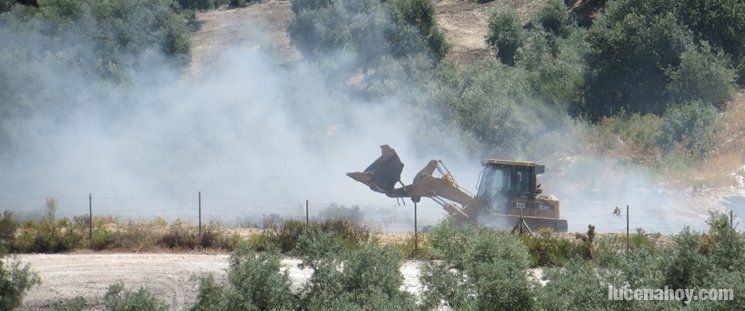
[477,160,544,211]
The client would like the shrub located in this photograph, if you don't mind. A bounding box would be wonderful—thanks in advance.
[192,247,297,310]
[425,217,482,265]
[421,219,535,310]
[90,221,118,251]
[288,0,448,64]
[486,7,524,65]
[190,274,226,311]
[249,219,370,255]
[268,220,307,253]
[229,0,249,8]
[0,257,40,310]
[530,0,572,36]
[1,0,192,79]
[662,227,713,289]
[580,0,743,118]
[387,233,430,259]
[387,0,450,61]
[300,244,416,310]
[52,297,89,311]
[522,228,582,267]
[318,219,370,248]
[158,220,200,249]
[582,11,691,118]
[537,260,614,310]
[705,213,745,271]
[9,218,85,253]
[667,42,736,107]
[116,219,166,252]
[658,100,722,159]
[516,26,587,104]
[0,211,18,244]
[157,220,237,250]
[292,224,342,262]
[103,283,169,311]
[318,203,363,222]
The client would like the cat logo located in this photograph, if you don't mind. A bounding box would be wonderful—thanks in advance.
[515,202,526,209]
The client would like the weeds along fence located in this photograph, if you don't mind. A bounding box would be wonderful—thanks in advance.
[0,194,739,236]
[0,193,445,234]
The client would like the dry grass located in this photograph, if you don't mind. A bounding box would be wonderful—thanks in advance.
[676,92,745,187]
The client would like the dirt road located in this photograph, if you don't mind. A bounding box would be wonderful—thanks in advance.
[12,253,423,310]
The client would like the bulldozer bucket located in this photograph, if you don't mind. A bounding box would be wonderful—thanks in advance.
[346,145,404,195]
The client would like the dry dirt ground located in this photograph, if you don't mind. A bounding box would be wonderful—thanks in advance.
[435,0,542,67]
[186,0,299,78]
[185,0,543,74]
[12,253,423,310]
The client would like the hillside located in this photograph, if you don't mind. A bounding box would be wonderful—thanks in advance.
[188,0,547,71]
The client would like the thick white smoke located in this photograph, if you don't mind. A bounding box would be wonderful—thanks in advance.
[0,6,733,233]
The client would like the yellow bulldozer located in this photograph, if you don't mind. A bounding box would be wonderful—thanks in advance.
[347,145,568,233]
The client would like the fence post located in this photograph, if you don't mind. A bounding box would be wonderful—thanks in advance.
[414,202,418,258]
[305,200,309,225]
[88,193,92,241]
[731,210,734,229]
[198,191,202,240]
[626,204,629,253]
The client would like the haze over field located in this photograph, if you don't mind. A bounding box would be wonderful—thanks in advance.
[0,0,743,232]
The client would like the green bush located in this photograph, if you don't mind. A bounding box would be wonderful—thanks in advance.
[421,219,535,310]
[190,274,227,311]
[248,219,370,254]
[530,0,572,36]
[515,26,587,104]
[647,0,745,83]
[192,248,297,310]
[580,0,743,119]
[582,11,691,118]
[387,0,450,61]
[90,225,118,251]
[104,283,169,311]
[0,211,18,247]
[157,220,237,250]
[288,0,448,64]
[486,7,524,65]
[658,100,722,159]
[1,0,192,79]
[52,297,89,311]
[300,244,416,310]
[537,260,611,310]
[442,59,565,156]
[0,257,40,310]
[667,42,736,106]
[522,228,582,267]
[267,220,307,253]
[292,224,342,262]
[9,218,85,253]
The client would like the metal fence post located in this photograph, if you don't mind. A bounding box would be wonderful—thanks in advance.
[731,210,734,229]
[626,204,629,253]
[88,193,92,241]
[198,191,202,240]
[414,202,418,258]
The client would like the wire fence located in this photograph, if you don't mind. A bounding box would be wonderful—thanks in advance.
[0,193,739,235]
[0,193,448,234]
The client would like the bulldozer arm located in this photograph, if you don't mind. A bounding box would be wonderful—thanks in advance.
[347,145,473,220]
